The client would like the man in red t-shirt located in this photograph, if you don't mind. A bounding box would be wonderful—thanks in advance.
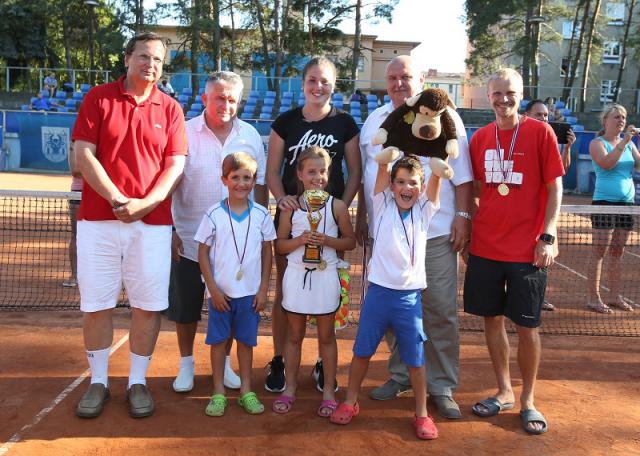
[72,32,187,419]
[464,68,563,435]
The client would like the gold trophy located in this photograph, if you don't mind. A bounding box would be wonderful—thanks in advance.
[302,189,329,269]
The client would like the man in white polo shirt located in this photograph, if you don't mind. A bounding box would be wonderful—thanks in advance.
[355,55,473,419]
[169,71,268,393]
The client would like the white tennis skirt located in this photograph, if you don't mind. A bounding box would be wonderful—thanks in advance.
[282,262,341,316]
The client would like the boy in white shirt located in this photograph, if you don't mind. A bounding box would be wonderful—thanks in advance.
[195,152,276,416]
[331,151,441,440]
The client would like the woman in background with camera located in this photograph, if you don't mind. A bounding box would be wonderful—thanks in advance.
[587,104,640,313]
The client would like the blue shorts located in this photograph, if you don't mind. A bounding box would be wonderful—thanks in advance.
[353,283,427,367]
[205,295,260,347]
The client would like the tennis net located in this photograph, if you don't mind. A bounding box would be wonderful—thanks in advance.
[1,190,639,336]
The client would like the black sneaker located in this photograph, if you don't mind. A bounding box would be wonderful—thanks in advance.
[265,355,286,393]
[312,359,338,393]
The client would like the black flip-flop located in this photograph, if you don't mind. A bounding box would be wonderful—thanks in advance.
[472,397,515,417]
[520,409,548,435]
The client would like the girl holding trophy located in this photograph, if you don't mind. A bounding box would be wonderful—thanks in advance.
[272,146,356,417]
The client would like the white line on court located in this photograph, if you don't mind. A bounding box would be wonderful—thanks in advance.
[625,249,640,259]
[555,260,636,305]
[0,333,130,455]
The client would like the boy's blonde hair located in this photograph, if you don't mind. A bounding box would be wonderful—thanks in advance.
[222,151,258,178]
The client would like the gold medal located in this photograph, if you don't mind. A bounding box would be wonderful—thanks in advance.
[235,269,243,281]
[318,260,327,271]
[498,183,510,196]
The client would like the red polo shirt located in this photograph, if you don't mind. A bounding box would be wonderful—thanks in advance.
[72,76,187,225]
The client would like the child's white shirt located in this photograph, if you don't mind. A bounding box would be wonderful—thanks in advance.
[368,188,439,290]
[194,199,276,298]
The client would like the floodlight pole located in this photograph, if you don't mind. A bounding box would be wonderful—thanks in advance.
[85,0,99,86]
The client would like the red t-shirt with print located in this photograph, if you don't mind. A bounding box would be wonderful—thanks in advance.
[469,116,564,262]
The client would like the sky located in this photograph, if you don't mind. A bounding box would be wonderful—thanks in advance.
[150,0,468,74]
[357,0,468,74]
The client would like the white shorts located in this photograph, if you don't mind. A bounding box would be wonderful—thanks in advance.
[77,220,172,312]
[282,262,340,315]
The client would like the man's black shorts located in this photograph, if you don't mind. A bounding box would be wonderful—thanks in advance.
[167,257,206,324]
[463,254,547,328]
[590,200,635,230]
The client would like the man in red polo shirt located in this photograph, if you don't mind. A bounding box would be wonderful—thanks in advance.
[72,32,187,419]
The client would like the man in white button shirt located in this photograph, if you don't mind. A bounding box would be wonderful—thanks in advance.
[355,55,473,419]
[169,71,268,393]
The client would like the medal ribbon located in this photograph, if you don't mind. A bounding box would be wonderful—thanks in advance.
[226,199,251,272]
[494,117,520,186]
[398,207,415,267]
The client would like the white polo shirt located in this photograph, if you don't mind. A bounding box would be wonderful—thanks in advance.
[368,189,438,290]
[360,103,472,240]
[172,113,267,262]
[194,200,276,298]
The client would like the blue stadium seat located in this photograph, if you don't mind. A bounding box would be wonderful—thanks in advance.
[198,87,205,95]
[178,94,190,104]
[263,97,275,106]
[240,111,253,120]
[350,101,361,110]
[21,104,30,111]
[243,102,256,113]
[572,124,584,132]
[282,91,294,100]
[80,83,91,93]
[30,97,39,105]
[367,101,378,111]
[350,108,361,118]
[366,94,377,103]
[191,103,203,112]
[72,92,84,101]
[297,95,305,106]
[520,100,530,110]
[384,95,391,104]
[55,90,66,99]
[352,115,361,123]
[565,116,578,125]
[182,87,193,96]
[278,105,290,114]
[249,90,260,98]
[333,100,343,110]
[561,108,571,117]
[63,82,74,92]
[259,112,271,120]
[56,107,69,113]
[332,93,342,102]
[265,91,276,99]
[40,90,50,98]
[556,101,566,109]
[186,110,199,119]
[260,105,273,115]
[65,99,77,108]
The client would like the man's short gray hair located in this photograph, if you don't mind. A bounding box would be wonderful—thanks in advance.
[487,68,523,90]
[205,71,244,99]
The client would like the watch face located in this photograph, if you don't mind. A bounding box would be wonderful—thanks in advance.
[540,234,555,244]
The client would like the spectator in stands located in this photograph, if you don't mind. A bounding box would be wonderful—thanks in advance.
[169,71,267,394]
[72,32,187,419]
[465,68,563,435]
[350,89,366,105]
[587,104,640,314]
[158,78,175,97]
[64,141,81,288]
[265,56,361,394]
[30,93,60,111]
[356,55,472,420]
[525,99,575,173]
[44,73,58,98]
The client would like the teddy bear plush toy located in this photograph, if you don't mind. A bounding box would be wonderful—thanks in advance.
[371,87,459,178]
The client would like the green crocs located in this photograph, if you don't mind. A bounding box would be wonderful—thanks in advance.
[205,393,227,417]
[238,391,264,415]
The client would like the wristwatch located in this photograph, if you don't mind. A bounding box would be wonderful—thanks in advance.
[455,211,472,221]
[539,233,555,245]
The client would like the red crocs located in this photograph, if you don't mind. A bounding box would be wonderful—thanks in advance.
[414,414,439,440]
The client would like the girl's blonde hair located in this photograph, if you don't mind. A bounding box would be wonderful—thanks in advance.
[296,146,332,194]
[598,104,627,136]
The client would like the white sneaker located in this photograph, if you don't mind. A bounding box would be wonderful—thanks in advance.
[172,366,194,393]
[223,358,241,389]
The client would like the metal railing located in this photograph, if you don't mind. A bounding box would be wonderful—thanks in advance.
[1,67,112,94]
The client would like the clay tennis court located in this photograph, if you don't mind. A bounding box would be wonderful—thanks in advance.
[1,172,639,455]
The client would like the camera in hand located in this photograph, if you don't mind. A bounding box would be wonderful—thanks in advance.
[549,121,571,144]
